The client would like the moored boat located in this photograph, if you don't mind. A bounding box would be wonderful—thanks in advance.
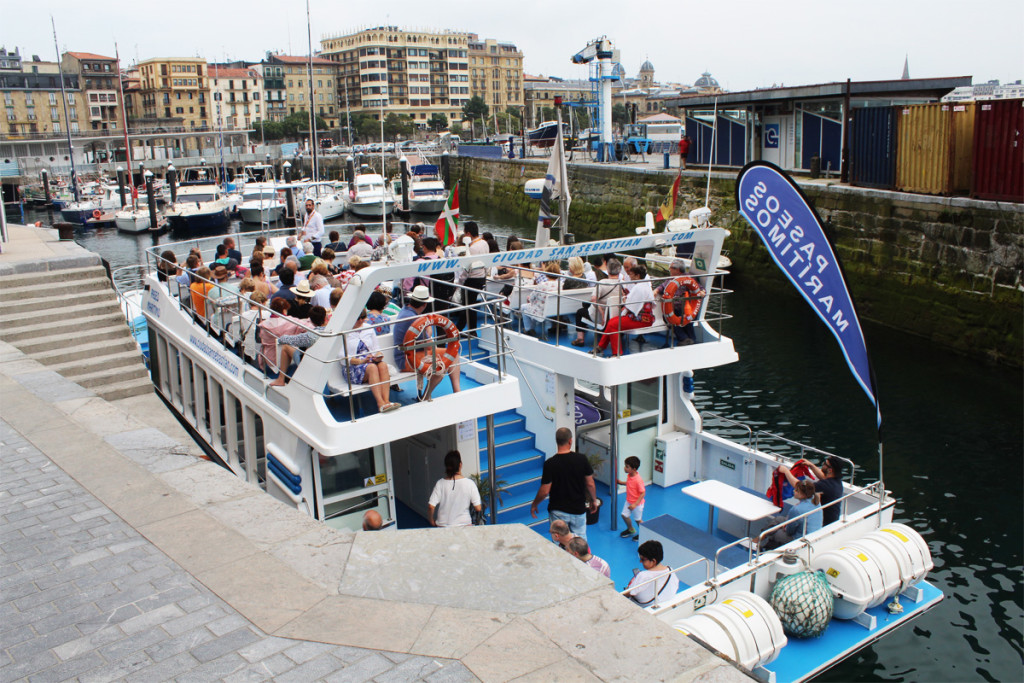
[348,172,395,218]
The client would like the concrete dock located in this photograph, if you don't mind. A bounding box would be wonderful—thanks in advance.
[0,224,747,682]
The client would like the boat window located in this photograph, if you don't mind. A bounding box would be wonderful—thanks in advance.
[149,329,162,391]
[250,411,266,490]
[619,378,660,434]
[197,368,211,438]
[210,379,226,455]
[168,345,182,409]
[320,445,388,525]
[182,356,194,421]
[320,447,378,499]
[232,395,245,471]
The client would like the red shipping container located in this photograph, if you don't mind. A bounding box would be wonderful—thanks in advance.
[971,99,1024,202]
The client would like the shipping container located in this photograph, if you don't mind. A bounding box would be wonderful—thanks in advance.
[950,102,976,194]
[896,103,954,195]
[850,106,898,190]
[971,99,1024,202]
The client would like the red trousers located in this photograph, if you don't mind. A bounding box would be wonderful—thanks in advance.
[597,315,651,355]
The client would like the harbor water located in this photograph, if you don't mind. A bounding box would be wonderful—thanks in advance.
[36,206,1023,682]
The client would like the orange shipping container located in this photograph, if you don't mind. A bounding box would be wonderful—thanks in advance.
[950,102,976,194]
[895,103,973,196]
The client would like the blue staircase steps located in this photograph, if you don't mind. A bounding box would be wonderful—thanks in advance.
[477,410,547,529]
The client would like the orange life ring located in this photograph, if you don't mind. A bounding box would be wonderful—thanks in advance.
[403,313,460,376]
[91,209,102,219]
[662,276,703,326]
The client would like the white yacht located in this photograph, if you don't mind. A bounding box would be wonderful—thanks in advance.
[114,207,152,233]
[237,187,286,225]
[125,214,941,682]
[347,172,395,218]
[303,181,347,221]
[392,164,448,214]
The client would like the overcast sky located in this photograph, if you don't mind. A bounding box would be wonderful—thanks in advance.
[7,0,1022,91]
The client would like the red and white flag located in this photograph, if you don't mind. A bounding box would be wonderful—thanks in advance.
[434,181,459,247]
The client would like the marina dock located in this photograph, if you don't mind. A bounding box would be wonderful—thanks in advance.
[0,225,747,682]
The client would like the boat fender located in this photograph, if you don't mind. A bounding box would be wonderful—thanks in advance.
[403,313,460,376]
[34,221,42,227]
[769,570,834,638]
[662,276,703,326]
[92,209,102,219]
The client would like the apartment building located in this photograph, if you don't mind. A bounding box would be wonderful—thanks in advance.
[260,53,340,128]
[60,51,125,132]
[209,65,262,130]
[319,26,471,125]
[467,35,523,115]
[1,47,85,137]
[137,56,210,130]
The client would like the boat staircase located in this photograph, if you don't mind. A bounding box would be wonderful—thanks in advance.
[477,409,548,529]
[0,266,152,401]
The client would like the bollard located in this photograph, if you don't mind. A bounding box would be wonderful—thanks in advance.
[663,152,670,170]
[167,165,177,204]
[116,168,127,207]
[440,151,450,190]
[399,156,410,213]
[145,172,158,232]
[283,162,295,224]
[41,170,53,217]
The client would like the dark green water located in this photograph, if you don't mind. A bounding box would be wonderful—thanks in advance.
[51,203,1023,682]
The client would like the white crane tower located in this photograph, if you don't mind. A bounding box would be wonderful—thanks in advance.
[571,37,619,162]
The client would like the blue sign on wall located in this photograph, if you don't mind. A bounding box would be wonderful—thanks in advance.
[764,123,780,149]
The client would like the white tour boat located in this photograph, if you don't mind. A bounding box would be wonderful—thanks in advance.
[347,172,395,218]
[126,214,941,682]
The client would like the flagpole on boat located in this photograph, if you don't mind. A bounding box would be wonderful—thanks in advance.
[51,16,80,203]
[556,102,569,242]
[114,43,136,208]
[305,0,318,183]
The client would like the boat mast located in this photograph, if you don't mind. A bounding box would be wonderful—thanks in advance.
[51,16,80,202]
[379,93,386,227]
[114,43,136,206]
[305,0,318,183]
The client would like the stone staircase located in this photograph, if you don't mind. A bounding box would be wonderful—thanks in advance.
[0,265,153,401]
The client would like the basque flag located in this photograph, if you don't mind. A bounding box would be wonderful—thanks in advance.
[434,181,459,247]
[736,161,881,429]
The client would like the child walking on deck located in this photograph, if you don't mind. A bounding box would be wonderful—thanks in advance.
[617,456,646,541]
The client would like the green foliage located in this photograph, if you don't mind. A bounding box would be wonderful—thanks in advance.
[450,121,463,135]
[462,95,489,121]
[350,112,381,142]
[383,112,414,140]
[612,103,630,127]
[540,106,556,122]
[469,473,507,512]
[253,119,284,140]
[279,111,328,140]
[428,112,449,132]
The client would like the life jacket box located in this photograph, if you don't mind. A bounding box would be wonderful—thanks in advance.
[653,431,692,487]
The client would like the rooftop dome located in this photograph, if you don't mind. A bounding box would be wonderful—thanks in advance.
[694,71,719,88]
[612,63,626,79]
[640,59,655,72]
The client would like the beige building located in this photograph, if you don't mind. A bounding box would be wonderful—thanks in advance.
[60,51,125,132]
[1,47,86,137]
[468,36,523,116]
[523,75,591,127]
[209,65,262,130]
[319,26,471,126]
[137,57,211,131]
[261,54,339,129]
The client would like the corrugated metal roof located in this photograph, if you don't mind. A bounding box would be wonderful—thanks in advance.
[669,77,973,108]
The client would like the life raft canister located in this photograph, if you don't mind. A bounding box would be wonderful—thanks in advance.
[662,276,703,326]
[403,313,460,376]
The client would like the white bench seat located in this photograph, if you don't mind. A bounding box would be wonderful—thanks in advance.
[323,332,417,397]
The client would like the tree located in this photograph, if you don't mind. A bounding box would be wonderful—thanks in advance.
[280,110,328,140]
[450,122,463,135]
[573,107,592,130]
[383,112,414,141]
[540,106,556,123]
[253,119,284,141]
[427,113,449,132]
[612,103,630,128]
[349,112,380,142]
[462,96,489,125]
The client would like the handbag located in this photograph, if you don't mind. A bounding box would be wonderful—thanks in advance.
[628,302,655,325]
[470,506,486,525]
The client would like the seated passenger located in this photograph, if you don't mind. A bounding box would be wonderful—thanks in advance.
[393,285,461,401]
[519,261,563,337]
[269,306,328,387]
[156,250,179,284]
[779,456,846,527]
[257,298,305,374]
[567,536,611,578]
[593,263,654,357]
[573,258,622,347]
[626,540,678,608]
[189,266,215,320]
[342,309,398,413]
[762,480,823,549]
[365,291,391,334]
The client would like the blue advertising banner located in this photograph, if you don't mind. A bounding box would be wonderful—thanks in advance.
[736,161,881,429]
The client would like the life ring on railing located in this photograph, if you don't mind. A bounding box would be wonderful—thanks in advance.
[662,276,703,326]
[91,209,102,219]
[403,313,460,376]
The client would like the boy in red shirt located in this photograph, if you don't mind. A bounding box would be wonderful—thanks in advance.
[617,456,646,541]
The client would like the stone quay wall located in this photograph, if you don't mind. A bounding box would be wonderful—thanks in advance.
[452,156,1023,366]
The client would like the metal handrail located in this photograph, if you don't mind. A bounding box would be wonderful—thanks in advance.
[619,557,711,598]
[700,412,754,450]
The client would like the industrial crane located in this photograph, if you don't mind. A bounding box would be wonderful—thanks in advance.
[571,37,620,161]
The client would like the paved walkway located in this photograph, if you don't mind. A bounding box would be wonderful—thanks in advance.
[0,421,473,682]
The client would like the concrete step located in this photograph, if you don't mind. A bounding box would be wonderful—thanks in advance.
[95,376,154,402]
[12,324,133,355]
[48,349,147,379]
[58,363,149,390]
[0,298,122,329]
[0,266,108,291]
[31,337,139,365]
[0,309,124,342]
[0,279,115,315]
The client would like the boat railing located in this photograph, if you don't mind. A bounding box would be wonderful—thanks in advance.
[699,412,754,450]
[746,481,886,569]
[618,557,712,603]
[111,264,152,362]
[493,263,730,354]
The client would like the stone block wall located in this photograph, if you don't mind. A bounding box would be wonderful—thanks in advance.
[454,156,1023,366]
